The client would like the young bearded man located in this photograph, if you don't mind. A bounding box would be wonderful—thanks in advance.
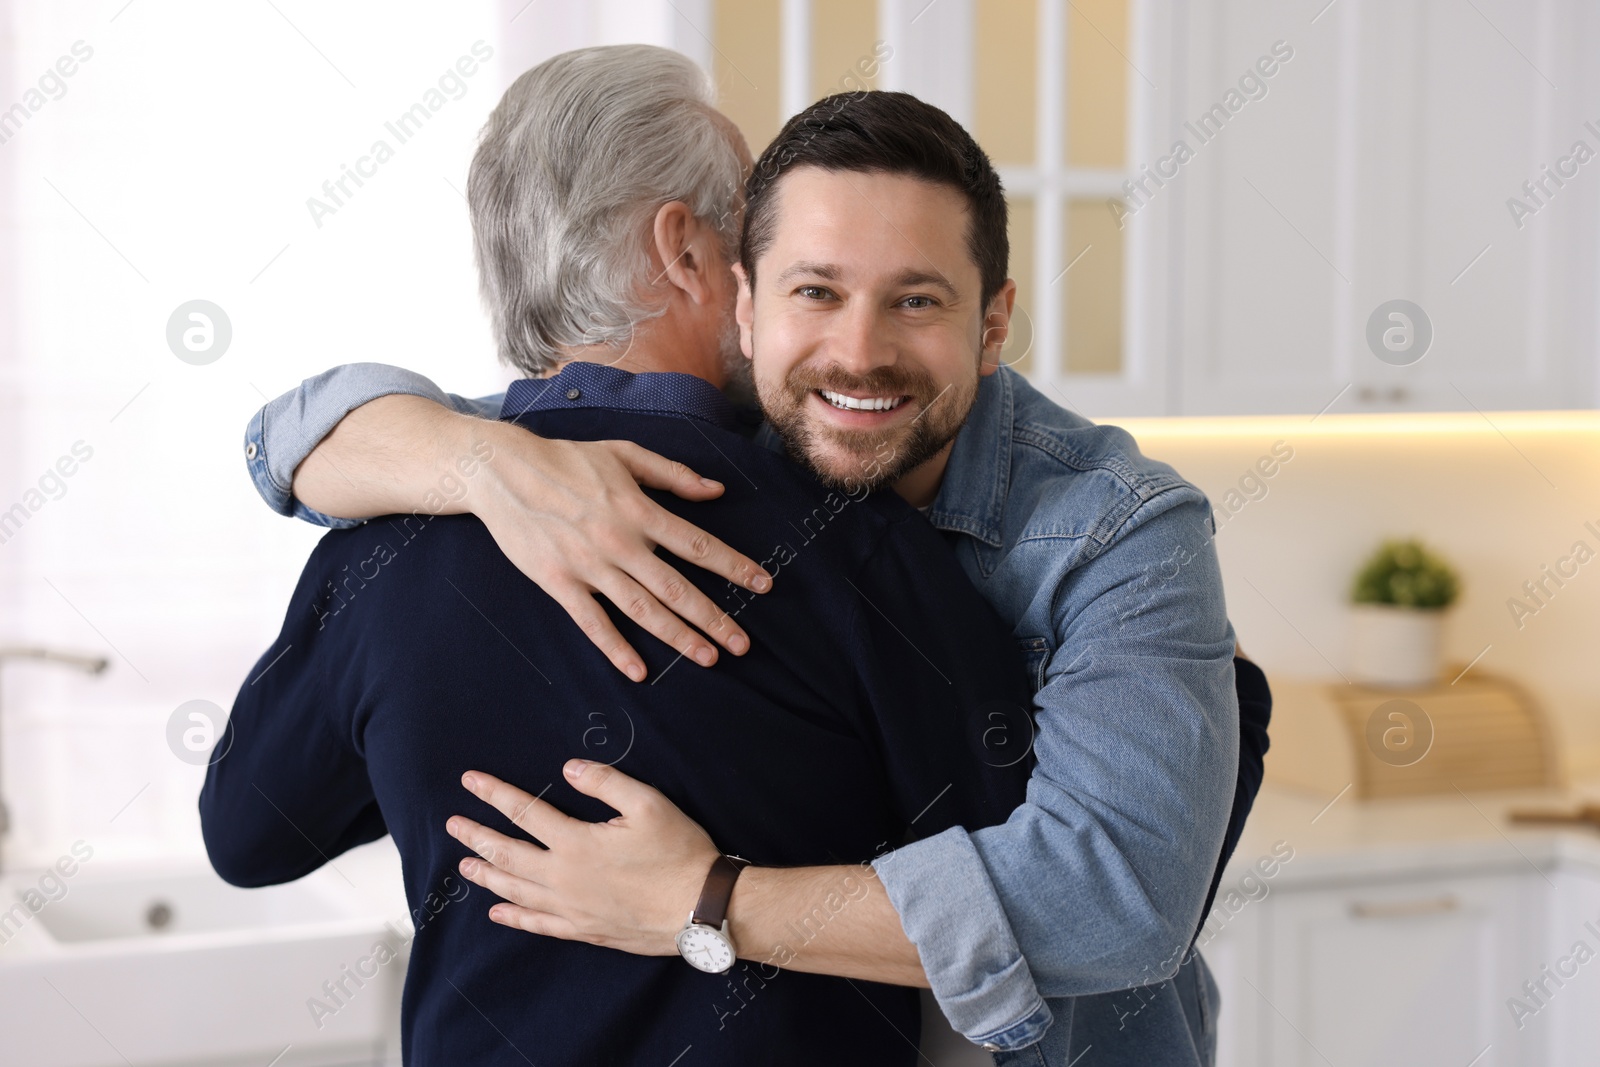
[240,67,1272,1066]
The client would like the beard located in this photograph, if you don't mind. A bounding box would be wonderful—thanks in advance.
[754,341,980,495]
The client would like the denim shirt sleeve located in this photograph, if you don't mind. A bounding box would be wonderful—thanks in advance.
[873,491,1239,1052]
[873,828,1052,1051]
[243,363,503,528]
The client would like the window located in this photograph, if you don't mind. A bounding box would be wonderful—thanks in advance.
[709,0,1140,395]
[0,0,507,853]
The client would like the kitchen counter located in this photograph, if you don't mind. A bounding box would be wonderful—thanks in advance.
[1224,778,1600,891]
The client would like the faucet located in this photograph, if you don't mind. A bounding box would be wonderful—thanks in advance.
[0,647,109,873]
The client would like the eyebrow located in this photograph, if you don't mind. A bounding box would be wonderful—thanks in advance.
[775,261,841,284]
[774,262,962,301]
[893,269,960,301]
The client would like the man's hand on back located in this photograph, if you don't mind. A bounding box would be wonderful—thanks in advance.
[447,762,930,986]
[468,431,773,681]
[447,761,717,955]
[291,394,774,680]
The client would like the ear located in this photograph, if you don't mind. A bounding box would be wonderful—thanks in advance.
[652,201,718,305]
[732,262,755,360]
[979,278,1018,376]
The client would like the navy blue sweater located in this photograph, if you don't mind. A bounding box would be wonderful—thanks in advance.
[201,368,1034,1066]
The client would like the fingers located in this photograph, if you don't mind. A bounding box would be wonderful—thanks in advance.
[609,441,771,596]
[484,902,584,942]
[546,583,649,682]
[643,506,772,597]
[593,570,726,669]
[446,813,549,880]
[627,554,751,657]
[512,437,773,680]
[461,771,576,846]
[457,849,555,909]
[562,760,668,820]
[549,557,749,680]
[610,440,727,502]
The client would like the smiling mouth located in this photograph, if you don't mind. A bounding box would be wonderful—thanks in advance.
[816,389,909,413]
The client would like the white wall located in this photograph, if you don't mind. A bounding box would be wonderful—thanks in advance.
[1121,411,1600,775]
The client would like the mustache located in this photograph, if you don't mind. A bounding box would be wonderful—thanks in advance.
[788,363,937,398]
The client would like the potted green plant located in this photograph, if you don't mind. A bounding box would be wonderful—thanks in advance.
[1349,539,1461,687]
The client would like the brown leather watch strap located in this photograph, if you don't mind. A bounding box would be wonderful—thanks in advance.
[690,854,750,929]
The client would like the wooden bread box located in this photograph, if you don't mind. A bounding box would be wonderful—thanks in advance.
[1263,668,1558,799]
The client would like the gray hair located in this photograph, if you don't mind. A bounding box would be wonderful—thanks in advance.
[468,45,745,376]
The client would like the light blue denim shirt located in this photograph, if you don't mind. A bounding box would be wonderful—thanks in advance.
[862,367,1237,1065]
[244,364,505,528]
[243,363,1239,1067]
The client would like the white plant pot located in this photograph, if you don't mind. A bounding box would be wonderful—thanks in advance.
[1349,603,1446,688]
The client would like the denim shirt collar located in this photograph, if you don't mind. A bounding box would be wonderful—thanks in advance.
[500,361,740,432]
[923,367,1014,548]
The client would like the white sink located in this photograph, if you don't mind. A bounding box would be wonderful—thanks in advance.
[31,869,362,943]
[0,857,405,1067]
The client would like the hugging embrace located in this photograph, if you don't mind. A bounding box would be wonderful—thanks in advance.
[200,44,1271,1067]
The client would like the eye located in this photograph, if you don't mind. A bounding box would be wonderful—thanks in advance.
[796,285,835,301]
[900,295,937,309]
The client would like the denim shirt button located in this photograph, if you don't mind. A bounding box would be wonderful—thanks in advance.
[245,442,258,460]
[981,1044,1000,1052]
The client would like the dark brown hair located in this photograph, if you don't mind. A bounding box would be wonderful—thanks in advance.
[740,90,1008,307]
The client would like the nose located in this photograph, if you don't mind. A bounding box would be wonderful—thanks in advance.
[827,301,896,378]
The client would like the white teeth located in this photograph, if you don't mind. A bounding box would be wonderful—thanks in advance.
[819,389,907,412]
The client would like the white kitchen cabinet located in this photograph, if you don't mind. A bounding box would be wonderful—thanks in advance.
[1259,873,1542,1066]
[1209,778,1600,1065]
[1209,864,1586,1067]
[1539,867,1600,1067]
[1207,863,1600,1066]
[1198,894,1266,1067]
[1171,0,1600,416]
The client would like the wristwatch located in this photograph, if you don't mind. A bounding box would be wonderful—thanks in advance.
[675,854,750,974]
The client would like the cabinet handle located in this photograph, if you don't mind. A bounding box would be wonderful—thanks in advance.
[1348,895,1460,919]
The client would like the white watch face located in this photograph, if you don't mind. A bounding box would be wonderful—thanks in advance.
[676,923,736,974]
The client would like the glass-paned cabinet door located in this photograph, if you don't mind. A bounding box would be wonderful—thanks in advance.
[710,0,1177,415]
